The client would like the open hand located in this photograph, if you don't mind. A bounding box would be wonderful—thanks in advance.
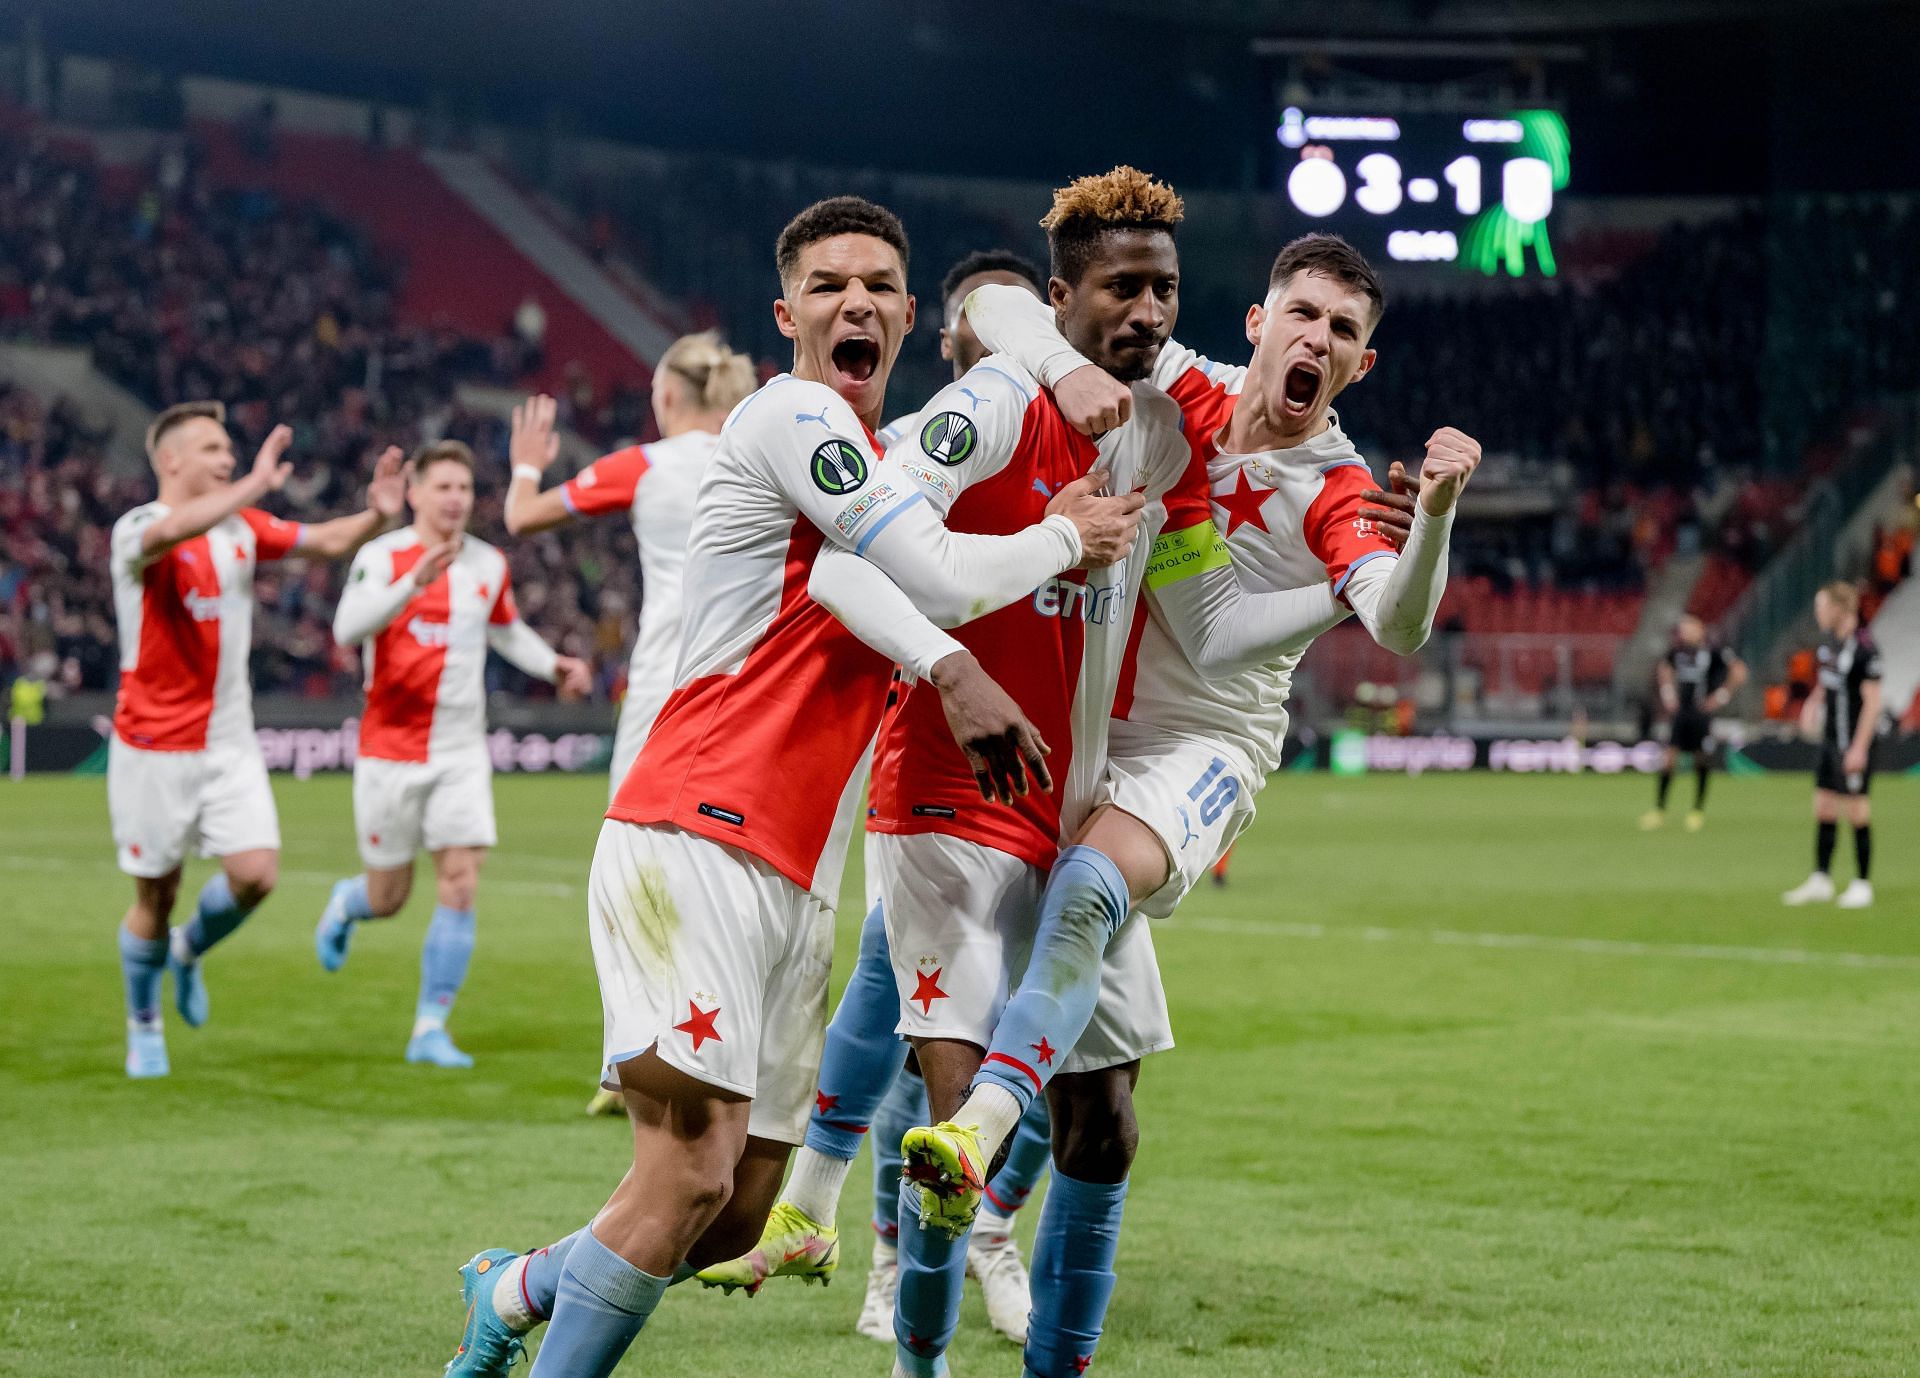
[249,425,295,493]
[1046,469,1146,568]
[366,445,407,522]
[931,651,1053,805]
[511,395,561,473]
[411,538,462,588]
[1358,460,1421,549]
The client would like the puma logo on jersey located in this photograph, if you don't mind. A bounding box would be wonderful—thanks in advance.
[184,591,223,622]
[407,617,453,647]
[1032,578,1126,625]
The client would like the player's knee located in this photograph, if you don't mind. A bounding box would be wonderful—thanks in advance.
[1050,1080,1139,1183]
[134,874,182,924]
[437,875,478,911]
[226,856,278,907]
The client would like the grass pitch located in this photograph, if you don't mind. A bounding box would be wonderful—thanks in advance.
[0,770,1915,1376]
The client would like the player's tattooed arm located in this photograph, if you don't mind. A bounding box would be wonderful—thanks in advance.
[297,446,406,559]
[1656,658,1679,714]
[139,424,294,558]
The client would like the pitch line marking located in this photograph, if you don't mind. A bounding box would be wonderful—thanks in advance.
[1171,916,1920,972]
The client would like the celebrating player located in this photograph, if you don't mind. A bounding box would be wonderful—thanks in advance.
[501,332,759,792]
[1641,614,1747,831]
[700,251,1063,1344]
[315,440,591,1067]
[1782,582,1881,909]
[897,232,1472,1377]
[440,196,1145,1378]
[109,401,403,1078]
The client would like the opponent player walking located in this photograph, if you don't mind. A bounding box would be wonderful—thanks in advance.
[905,234,1475,1377]
[1783,582,1881,908]
[109,401,402,1077]
[1641,614,1746,831]
[441,197,1144,1378]
[315,440,591,1067]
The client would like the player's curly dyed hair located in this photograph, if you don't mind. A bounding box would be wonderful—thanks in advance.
[1041,166,1184,284]
[774,196,909,289]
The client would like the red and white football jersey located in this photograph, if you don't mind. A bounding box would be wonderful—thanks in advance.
[868,360,1190,867]
[341,530,543,763]
[110,503,303,752]
[611,376,948,903]
[1124,387,1400,779]
[560,430,717,736]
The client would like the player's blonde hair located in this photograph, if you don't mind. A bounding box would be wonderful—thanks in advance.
[409,439,475,477]
[657,331,759,414]
[1817,581,1859,614]
[1041,166,1184,283]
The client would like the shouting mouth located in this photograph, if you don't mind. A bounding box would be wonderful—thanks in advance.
[1282,360,1322,417]
[831,334,880,385]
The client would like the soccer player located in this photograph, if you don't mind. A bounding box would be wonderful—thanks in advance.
[1641,614,1747,831]
[109,401,403,1078]
[699,250,1062,1344]
[315,440,592,1067]
[902,233,1474,1377]
[1783,582,1881,909]
[441,196,1145,1378]
[501,332,760,791]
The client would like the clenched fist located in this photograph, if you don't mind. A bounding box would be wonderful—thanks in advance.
[1417,427,1482,517]
[1052,364,1133,438]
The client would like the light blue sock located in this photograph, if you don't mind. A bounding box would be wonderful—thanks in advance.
[526,1230,667,1378]
[805,902,912,1161]
[181,873,256,958]
[416,905,476,1026]
[333,874,374,924]
[974,845,1130,1113]
[118,926,166,1026]
[872,1068,929,1241]
[894,1181,968,1378]
[1023,1170,1129,1378]
[986,1097,1052,1217]
[518,1228,586,1322]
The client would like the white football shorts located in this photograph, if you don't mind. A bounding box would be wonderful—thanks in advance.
[109,735,280,877]
[589,819,834,1145]
[353,748,498,869]
[1099,724,1259,921]
[875,829,1173,1075]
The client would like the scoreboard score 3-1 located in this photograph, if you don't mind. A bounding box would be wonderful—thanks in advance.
[1276,107,1570,277]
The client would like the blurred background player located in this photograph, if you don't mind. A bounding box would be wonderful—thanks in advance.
[705,250,1060,1345]
[109,402,403,1078]
[1642,615,1747,832]
[1783,582,1882,909]
[499,332,759,1114]
[315,441,590,1067]
[502,332,759,792]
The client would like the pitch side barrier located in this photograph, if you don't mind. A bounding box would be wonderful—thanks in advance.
[1295,730,1920,777]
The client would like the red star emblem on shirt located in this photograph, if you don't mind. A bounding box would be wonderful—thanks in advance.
[1031,1037,1057,1066]
[815,1090,840,1115]
[911,967,949,1015]
[476,583,490,600]
[1072,1355,1094,1374]
[1214,469,1272,536]
[673,1001,722,1052]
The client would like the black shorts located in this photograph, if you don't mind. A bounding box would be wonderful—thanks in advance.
[1815,742,1874,797]
[1667,710,1714,755]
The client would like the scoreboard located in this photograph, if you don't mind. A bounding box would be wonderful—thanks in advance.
[1275,107,1570,277]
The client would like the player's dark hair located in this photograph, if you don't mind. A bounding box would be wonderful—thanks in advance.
[146,400,225,458]
[775,196,909,289]
[1042,166,1184,285]
[1267,234,1386,327]
[409,439,475,476]
[940,249,1045,309]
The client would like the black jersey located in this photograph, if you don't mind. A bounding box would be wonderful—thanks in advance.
[1665,644,1730,715]
[1816,629,1883,747]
